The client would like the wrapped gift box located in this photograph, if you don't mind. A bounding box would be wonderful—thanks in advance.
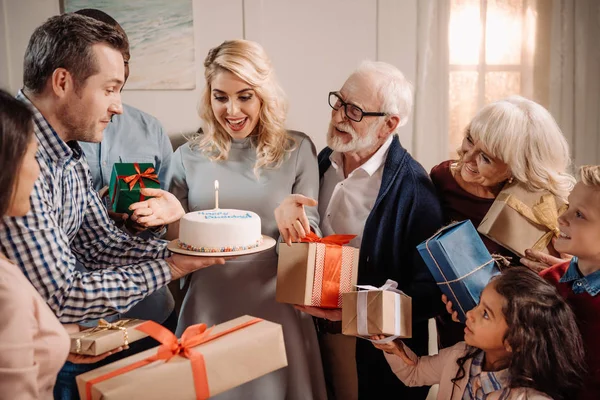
[69,319,149,356]
[276,232,359,308]
[108,162,160,215]
[417,220,501,322]
[342,280,412,339]
[76,315,287,400]
[477,181,567,258]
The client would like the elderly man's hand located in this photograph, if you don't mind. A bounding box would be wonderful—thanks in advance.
[521,239,572,273]
[129,188,185,227]
[294,305,342,321]
[274,194,317,246]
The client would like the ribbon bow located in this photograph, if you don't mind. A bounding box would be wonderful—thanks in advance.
[75,318,132,354]
[300,231,356,246]
[122,163,159,191]
[500,193,567,251]
[301,232,357,308]
[85,318,262,400]
[355,280,405,343]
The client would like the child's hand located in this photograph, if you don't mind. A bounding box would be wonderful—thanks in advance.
[441,294,460,322]
[370,336,415,366]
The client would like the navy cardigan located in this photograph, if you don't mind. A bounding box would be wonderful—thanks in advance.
[318,135,444,398]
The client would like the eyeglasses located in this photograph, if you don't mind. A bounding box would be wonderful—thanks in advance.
[328,92,387,122]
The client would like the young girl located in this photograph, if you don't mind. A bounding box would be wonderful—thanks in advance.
[372,267,585,400]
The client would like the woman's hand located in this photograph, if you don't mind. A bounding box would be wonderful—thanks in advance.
[129,188,185,226]
[66,346,127,364]
[371,336,415,365]
[274,194,317,246]
[441,294,460,323]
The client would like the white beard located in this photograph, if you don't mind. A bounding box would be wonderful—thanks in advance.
[326,120,381,153]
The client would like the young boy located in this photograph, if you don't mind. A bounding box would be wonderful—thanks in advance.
[540,165,600,400]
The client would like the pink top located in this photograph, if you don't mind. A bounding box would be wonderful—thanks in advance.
[0,257,70,399]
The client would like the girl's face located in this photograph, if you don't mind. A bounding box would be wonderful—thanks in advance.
[464,282,511,358]
[210,70,262,140]
[457,132,511,188]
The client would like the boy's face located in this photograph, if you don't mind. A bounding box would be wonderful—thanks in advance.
[555,182,600,261]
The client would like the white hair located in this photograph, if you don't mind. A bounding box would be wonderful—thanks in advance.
[353,60,414,131]
[468,95,576,199]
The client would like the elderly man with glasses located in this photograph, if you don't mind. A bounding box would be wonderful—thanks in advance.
[275,61,444,399]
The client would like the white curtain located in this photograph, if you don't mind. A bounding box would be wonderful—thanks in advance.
[549,0,600,168]
[412,0,450,173]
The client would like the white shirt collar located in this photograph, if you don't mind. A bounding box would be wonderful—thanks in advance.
[329,134,394,177]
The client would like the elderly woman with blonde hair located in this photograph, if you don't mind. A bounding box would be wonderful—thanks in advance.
[431,95,575,347]
[134,39,326,399]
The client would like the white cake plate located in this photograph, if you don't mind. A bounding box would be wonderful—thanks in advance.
[167,235,277,257]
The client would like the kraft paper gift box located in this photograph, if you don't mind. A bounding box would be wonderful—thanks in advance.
[417,220,501,323]
[108,162,160,215]
[342,280,412,339]
[76,315,288,400]
[477,181,567,258]
[276,232,359,308]
[69,319,149,356]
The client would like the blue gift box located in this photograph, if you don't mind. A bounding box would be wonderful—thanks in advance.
[417,220,500,322]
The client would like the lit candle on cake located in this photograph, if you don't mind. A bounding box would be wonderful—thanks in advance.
[214,180,219,209]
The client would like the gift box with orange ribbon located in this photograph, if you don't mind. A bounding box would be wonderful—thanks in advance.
[108,162,160,215]
[69,318,149,356]
[276,232,359,308]
[477,181,567,258]
[76,315,287,400]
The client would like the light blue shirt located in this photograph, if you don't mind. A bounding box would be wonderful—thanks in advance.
[79,103,175,325]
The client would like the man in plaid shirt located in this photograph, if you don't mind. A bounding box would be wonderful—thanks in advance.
[0,14,224,399]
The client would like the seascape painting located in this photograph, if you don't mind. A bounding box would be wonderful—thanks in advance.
[63,0,195,90]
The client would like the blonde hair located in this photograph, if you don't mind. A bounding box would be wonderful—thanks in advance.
[580,165,600,189]
[192,40,293,175]
[353,61,413,130]
[466,95,575,199]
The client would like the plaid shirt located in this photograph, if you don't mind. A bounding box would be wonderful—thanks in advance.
[463,351,510,400]
[0,91,171,323]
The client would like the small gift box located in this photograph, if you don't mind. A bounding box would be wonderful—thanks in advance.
[276,232,359,308]
[417,220,501,323]
[342,280,412,339]
[108,162,160,215]
[477,181,567,258]
[76,315,287,400]
[69,319,149,356]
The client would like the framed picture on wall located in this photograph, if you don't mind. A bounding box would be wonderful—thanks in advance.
[61,0,195,90]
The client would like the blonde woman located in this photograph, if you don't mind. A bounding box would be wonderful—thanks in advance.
[134,40,326,399]
[431,96,575,347]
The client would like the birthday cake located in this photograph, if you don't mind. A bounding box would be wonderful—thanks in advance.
[178,209,263,253]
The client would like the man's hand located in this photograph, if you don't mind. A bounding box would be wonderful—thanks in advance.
[294,305,342,321]
[166,253,226,280]
[274,194,318,246]
[129,188,185,227]
[441,294,460,323]
[66,345,127,364]
[370,336,415,365]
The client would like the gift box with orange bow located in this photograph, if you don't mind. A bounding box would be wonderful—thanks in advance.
[477,181,567,258]
[108,162,160,215]
[76,315,287,400]
[69,318,149,356]
[276,232,359,308]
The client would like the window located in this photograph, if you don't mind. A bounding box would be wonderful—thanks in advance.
[448,0,537,158]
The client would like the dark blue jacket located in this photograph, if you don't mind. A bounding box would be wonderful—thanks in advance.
[318,135,444,399]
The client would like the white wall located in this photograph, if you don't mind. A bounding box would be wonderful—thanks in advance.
[0,0,418,154]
